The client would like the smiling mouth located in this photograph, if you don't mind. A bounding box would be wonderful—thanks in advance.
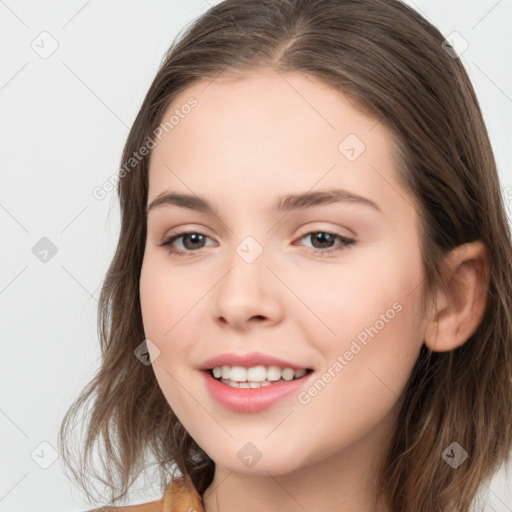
[208,366,314,388]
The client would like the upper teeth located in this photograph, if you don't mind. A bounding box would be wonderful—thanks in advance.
[212,365,307,382]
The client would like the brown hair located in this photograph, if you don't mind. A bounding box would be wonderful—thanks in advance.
[58,0,512,510]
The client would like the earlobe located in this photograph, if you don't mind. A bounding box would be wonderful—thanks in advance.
[424,240,490,353]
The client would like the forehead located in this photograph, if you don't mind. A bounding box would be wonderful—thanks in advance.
[147,69,413,218]
[153,68,384,160]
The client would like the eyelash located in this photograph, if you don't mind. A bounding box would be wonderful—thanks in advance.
[158,230,355,257]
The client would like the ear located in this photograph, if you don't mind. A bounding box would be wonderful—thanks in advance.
[424,240,490,352]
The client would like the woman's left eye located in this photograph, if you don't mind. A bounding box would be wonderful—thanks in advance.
[158,230,355,257]
[297,231,355,256]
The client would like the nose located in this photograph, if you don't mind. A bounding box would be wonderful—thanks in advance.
[212,251,284,331]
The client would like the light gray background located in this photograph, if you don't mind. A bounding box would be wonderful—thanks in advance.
[1,1,511,511]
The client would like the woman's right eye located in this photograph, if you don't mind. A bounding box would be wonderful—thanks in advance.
[159,231,213,256]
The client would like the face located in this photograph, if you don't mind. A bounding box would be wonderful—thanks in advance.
[139,69,428,476]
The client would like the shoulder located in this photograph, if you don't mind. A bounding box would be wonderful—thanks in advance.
[83,476,203,512]
[162,476,204,511]
[85,498,163,512]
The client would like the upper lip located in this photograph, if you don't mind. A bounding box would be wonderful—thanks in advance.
[197,352,311,371]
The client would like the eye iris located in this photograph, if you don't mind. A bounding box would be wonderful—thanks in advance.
[183,233,205,250]
[311,232,335,249]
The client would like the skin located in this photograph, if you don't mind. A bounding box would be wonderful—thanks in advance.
[139,68,489,512]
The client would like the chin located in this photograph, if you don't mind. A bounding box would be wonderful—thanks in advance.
[201,441,310,477]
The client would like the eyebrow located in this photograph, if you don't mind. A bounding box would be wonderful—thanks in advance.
[146,188,382,215]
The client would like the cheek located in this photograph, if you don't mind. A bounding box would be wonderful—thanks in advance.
[140,260,166,343]
[296,257,421,348]
[139,257,200,418]
[139,253,190,339]
[304,243,425,404]
[139,253,206,379]
[291,297,423,464]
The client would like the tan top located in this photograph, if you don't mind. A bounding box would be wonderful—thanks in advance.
[88,476,204,512]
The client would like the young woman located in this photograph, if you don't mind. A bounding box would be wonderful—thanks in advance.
[59,1,512,511]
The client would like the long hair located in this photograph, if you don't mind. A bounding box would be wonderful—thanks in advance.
[58,1,512,510]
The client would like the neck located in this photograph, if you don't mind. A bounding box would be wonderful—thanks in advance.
[202,409,396,512]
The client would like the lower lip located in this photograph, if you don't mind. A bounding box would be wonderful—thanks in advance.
[201,370,313,413]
